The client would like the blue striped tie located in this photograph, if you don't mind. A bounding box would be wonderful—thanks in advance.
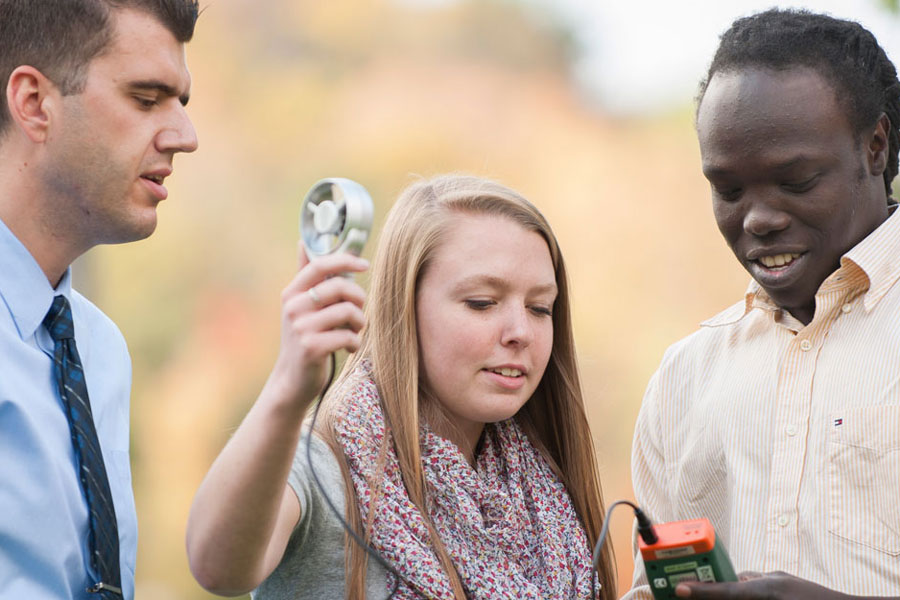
[44,295,123,598]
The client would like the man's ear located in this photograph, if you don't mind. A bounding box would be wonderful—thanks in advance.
[6,66,58,144]
[867,112,891,177]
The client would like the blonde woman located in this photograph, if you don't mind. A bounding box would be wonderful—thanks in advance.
[186,175,616,599]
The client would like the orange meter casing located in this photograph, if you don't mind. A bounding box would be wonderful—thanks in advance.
[639,518,737,599]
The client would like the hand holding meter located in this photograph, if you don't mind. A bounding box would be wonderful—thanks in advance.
[297,177,372,342]
[640,518,737,599]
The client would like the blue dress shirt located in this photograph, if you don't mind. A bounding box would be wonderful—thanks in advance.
[0,217,137,599]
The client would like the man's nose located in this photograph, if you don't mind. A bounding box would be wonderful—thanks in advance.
[743,195,790,237]
[157,104,199,154]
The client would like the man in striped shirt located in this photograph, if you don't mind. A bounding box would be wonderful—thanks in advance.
[628,9,900,600]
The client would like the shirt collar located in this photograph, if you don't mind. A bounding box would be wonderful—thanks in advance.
[840,204,900,311]
[0,216,72,340]
[702,204,900,327]
[701,281,766,328]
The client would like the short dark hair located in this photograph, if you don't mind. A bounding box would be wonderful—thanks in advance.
[0,0,200,132]
[698,8,900,197]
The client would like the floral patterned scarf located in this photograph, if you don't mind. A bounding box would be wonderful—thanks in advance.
[332,362,598,599]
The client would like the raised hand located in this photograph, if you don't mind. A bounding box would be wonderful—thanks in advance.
[267,244,368,407]
[186,245,368,594]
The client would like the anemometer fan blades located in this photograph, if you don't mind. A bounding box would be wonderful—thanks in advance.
[300,178,373,258]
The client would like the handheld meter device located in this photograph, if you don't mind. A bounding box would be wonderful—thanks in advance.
[640,518,736,599]
[300,177,373,259]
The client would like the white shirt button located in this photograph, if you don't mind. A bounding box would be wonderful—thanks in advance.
[786,424,798,436]
[800,339,812,351]
[842,303,852,313]
[777,514,790,527]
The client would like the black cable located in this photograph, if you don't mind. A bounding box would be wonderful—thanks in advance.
[304,351,406,600]
[592,500,658,576]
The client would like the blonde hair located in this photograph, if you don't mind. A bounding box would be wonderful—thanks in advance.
[319,174,616,599]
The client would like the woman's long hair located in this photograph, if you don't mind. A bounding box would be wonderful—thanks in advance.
[318,174,616,600]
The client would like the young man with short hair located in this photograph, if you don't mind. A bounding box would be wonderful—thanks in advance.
[0,1,199,597]
[628,9,900,600]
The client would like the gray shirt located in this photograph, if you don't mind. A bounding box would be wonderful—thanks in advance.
[252,430,388,599]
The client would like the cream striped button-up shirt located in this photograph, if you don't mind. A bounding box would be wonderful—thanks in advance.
[625,208,900,599]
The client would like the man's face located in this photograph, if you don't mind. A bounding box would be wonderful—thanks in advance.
[697,67,888,323]
[42,7,198,246]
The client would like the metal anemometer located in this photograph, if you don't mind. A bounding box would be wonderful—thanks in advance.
[299,177,373,259]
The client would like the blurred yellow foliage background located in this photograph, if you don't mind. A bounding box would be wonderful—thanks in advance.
[71,0,836,597]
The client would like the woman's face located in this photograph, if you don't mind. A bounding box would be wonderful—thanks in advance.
[415,213,556,454]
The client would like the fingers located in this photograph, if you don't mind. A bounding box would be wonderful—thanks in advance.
[298,328,364,356]
[282,253,367,313]
[674,573,762,599]
[675,582,738,600]
[675,572,822,600]
[265,249,369,406]
[281,277,365,340]
[288,248,369,297]
[301,275,366,312]
[306,285,323,306]
[283,294,366,338]
[279,253,368,364]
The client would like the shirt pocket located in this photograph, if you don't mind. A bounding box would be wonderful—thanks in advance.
[827,405,900,554]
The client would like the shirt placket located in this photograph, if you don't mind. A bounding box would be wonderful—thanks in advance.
[763,290,842,572]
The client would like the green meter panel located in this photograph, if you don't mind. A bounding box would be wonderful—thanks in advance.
[639,518,737,600]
